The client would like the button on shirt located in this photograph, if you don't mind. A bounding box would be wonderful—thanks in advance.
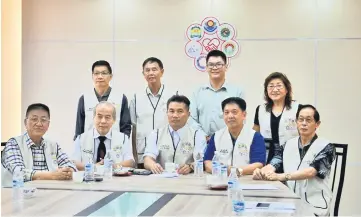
[143,125,207,160]
[72,129,134,163]
[188,82,244,136]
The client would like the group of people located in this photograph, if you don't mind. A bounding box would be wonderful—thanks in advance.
[1,50,336,216]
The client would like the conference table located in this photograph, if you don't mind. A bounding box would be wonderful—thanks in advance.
[1,175,314,216]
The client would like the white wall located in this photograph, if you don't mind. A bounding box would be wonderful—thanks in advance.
[20,0,361,215]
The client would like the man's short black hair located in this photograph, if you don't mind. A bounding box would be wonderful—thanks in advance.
[142,57,164,69]
[92,60,112,74]
[296,104,320,122]
[167,95,190,110]
[221,97,246,111]
[26,103,50,118]
[206,50,227,64]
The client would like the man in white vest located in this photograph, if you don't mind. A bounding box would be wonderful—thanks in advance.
[253,104,335,216]
[72,101,134,170]
[74,60,131,140]
[129,57,179,169]
[143,95,206,174]
[204,97,266,176]
[1,103,76,186]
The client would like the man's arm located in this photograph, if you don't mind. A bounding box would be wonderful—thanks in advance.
[129,94,138,164]
[204,135,216,173]
[74,95,85,140]
[238,132,266,175]
[71,136,84,170]
[188,90,207,136]
[143,131,164,174]
[119,135,135,168]
[119,94,132,137]
[56,144,77,171]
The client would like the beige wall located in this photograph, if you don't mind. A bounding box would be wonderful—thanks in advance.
[20,0,360,215]
[1,0,22,141]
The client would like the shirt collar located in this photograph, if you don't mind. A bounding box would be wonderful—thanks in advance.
[93,128,112,140]
[94,86,112,98]
[168,124,186,136]
[298,134,318,149]
[146,84,164,97]
[25,132,45,148]
[204,81,229,91]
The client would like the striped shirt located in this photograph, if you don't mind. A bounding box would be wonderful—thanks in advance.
[1,133,76,182]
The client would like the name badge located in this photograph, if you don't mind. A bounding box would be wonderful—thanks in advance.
[180,142,193,154]
[236,143,249,156]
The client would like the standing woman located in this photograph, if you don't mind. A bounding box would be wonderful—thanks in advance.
[253,72,300,164]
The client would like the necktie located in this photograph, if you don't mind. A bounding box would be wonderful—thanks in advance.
[97,136,107,162]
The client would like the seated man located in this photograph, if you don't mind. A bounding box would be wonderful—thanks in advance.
[143,95,207,174]
[204,97,266,176]
[253,104,335,216]
[72,101,134,170]
[1,103,76,186]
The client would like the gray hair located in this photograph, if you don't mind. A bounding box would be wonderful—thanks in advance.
[93,101,116,121]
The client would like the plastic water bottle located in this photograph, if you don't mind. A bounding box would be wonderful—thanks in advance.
[219,155,228,180]
[194,152,204,177]
[84,154,94,182]
[12,167,24,202]
[232,185,245,215]
[227,167,238,200]
[104,151,113,179]
[211,151,220,176]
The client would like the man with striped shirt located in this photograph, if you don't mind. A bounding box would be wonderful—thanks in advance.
[1,103,76,186]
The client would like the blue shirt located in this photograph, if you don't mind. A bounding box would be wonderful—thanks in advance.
[204,131,266,165]
[188,82,244,137]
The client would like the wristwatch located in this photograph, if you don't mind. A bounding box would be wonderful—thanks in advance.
[285,173,291,181]
[236,168,243,177]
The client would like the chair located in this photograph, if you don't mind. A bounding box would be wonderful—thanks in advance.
[330,143,348,217]
[1,142,6,152]
[264,138,274,164]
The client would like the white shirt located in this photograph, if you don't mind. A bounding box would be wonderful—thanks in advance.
[143,125,207,160]
[72,128,134,163]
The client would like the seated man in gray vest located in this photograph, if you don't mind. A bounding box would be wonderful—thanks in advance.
[204,97,266,176]
[253,104,335,216]
[72,101,135,170]
[143,95,207,174]
[1,103,76,186]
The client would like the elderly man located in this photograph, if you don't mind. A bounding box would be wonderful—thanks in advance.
[143,95,206,174]
[1,103,76,186]
[74,60,131,140]
[129,57,178,168]
[253,104,335,216]
[204,97,266,176]
[188,50,244,141]
[72,101,135,170]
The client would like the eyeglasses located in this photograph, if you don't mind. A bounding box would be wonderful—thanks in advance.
[93,71,110,77]
[267,85,284,90]
[297,117,314,124]
[27,117,50,124]
[206,63,225,69]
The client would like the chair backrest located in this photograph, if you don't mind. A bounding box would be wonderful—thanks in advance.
[264,138,275,164]
[330,143,348,217]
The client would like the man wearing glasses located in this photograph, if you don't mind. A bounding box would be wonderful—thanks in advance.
[188,50,244,141]
[253,105,335,216]
[74,60,131,140]
[1,103,77,186]
[129,57,179,168]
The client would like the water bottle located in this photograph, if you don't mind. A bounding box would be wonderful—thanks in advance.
[227,167,238,200]
[12,167,24,202]
[211,151,220,177]
[219,155,228,180]
[84,154,94,182]
[232,186,245,215]
[194,152,204,177]
[104,151,113,179]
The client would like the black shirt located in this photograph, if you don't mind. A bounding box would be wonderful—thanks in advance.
[74,87,131,140]
[254,104,301,164]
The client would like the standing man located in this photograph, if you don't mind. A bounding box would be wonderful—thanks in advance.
[74,60,131,140]
[129,57,179,168]
[189,50,244,140]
